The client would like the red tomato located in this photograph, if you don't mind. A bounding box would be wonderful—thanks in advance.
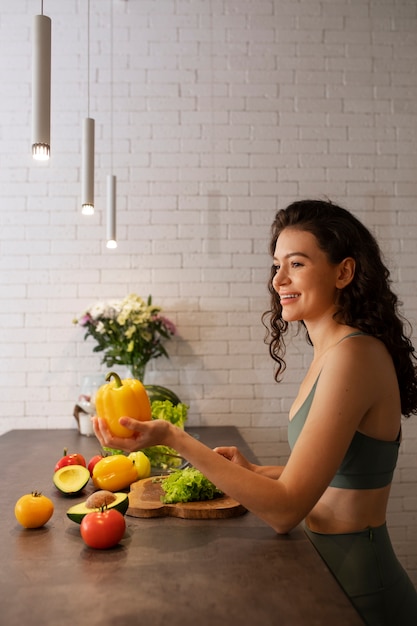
[87,454,104,477]
[80,509,126,549]
[54,448,86,472]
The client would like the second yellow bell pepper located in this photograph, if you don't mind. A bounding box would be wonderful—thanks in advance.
[95,371,152,437]
[92,455,138,491]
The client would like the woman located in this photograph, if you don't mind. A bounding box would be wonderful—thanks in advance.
[93,199,417,625]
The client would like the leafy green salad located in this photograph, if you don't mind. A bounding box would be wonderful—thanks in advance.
[158,468,223,504]
[150,400,188,428]
[142,400,189,469]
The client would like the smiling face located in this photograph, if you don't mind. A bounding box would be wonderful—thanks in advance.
[272,228,355,325]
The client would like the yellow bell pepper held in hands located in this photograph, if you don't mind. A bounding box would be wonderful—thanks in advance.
[92,455,138,491]
[95,371,152,438]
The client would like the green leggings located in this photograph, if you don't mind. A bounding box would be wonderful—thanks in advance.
[304,523,417,626]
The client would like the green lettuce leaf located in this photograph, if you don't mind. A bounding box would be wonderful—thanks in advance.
[142,400,189,469]
[151,400,188,428]
[158,467,223,504]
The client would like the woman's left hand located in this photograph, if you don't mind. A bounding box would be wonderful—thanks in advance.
[213,445,255,470]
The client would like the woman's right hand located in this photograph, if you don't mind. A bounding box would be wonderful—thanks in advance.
[213,445,256,471]
[92,415,171,453]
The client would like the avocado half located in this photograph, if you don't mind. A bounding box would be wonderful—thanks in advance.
[66,492,129,523]
[53,465,90,495]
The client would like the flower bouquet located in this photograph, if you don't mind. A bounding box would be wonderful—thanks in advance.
[73,293,176,381]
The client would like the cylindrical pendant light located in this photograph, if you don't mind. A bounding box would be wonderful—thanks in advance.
[32,8,51,161]
[106,175,117,249]
[81,117,95,214]
[81,0,95,215]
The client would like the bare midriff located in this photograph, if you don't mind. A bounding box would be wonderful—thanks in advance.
[306,483,391,534]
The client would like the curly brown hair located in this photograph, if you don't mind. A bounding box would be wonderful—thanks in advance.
[262,199,417,417]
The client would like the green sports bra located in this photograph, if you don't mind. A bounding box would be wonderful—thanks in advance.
[288,365,400,490]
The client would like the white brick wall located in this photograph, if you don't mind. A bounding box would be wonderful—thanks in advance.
[1,0,416,583]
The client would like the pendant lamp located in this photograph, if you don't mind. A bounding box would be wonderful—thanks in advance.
[106,175,117,249]
[32,3,51,161]
[81,0,95,215]
[81,118,95,214]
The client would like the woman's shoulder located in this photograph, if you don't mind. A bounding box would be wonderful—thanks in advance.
[312,331,400,437]
[323,331,394,383]
[337,332,389,356]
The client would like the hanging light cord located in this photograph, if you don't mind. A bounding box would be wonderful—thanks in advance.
[87,0,90,118]
[110,0,113,172]
[40,0,44,16]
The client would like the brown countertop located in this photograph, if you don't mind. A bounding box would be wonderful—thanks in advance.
[0,428,363,625]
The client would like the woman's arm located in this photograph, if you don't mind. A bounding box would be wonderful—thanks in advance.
[92,339,381,533]
[93,415,293,531]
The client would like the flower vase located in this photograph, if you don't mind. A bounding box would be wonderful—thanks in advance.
[129,364,146,382]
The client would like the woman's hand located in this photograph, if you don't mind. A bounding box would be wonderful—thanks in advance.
[213,445,256,471]
[92,415,170,453]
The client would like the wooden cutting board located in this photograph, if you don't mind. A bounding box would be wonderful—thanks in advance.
[127,476,247,519]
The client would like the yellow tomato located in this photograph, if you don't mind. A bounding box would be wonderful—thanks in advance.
[92,455,138,491]
[15,492,54,528]
[128,451,151,479]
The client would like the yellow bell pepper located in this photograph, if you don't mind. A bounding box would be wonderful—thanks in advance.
[95,371,152,437]
[92,455,138,491]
